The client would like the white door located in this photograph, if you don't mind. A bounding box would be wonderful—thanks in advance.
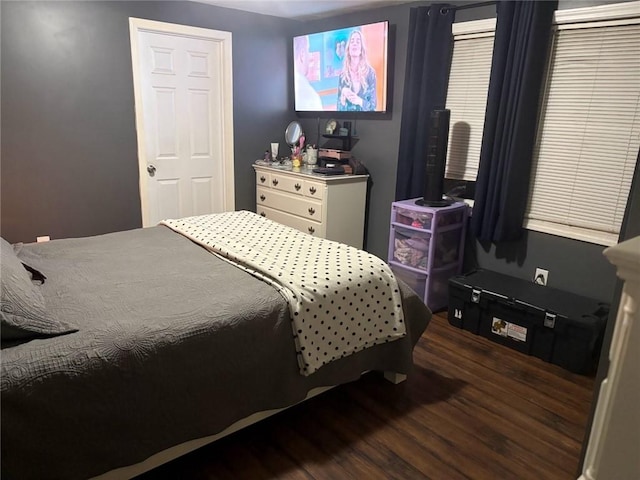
[130,18,234,227]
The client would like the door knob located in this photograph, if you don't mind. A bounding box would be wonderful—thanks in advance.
[147,164,156,176]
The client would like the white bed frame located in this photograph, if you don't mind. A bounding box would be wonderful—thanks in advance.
[92,371,406,479]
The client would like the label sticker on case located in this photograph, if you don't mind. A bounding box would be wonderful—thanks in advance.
[492,317,527,342]
[492,317,508,337]
[507,323,527,342]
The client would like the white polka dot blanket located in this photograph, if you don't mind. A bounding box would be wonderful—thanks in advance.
[161,211,407,376]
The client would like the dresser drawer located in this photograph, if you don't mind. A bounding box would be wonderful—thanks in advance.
[269,173,305,195]
[303,179,325,201]
[257,186,322,221]
[256,171,271,187]
[253,164,367,248]
[257,205,325,237]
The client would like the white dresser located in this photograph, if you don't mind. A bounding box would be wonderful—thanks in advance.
[253,164,368,249]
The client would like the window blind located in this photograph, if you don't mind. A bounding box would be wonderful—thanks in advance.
[445,21,495,181]
[525,19,640,245]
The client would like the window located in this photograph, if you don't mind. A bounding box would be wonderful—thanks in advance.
[525,3,640,246]
[445,19,495,181]
[445,2,640,246]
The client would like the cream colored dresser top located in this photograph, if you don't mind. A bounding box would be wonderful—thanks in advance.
[253,164,368,249]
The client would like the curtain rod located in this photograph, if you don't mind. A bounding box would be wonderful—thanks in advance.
[440,1,497,14]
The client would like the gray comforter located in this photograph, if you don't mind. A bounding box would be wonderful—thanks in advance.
[1,225,430,480]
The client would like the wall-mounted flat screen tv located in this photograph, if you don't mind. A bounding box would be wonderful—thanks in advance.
[293,21,389,113]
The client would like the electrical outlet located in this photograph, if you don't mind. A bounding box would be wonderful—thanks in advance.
[534,268,548,286]
[36,236,50,243]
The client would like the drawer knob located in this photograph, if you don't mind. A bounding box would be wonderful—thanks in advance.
[260,211,266,217]
[272,179,279,186]
[260,194,266,201]
[308,207,315,216]
[309,186,316,195]
[260,175,266,183]
[295,183,301,191]
[308,226,315,234]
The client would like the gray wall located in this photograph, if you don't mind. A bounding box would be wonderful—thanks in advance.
[2,0,636,304]
[1,0,292,243]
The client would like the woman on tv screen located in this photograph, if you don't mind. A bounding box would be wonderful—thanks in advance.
[337,30,377,112]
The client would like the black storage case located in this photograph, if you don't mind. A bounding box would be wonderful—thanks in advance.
[448,270,609,374]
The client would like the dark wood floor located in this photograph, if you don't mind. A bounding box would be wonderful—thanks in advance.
[138,312,596,480]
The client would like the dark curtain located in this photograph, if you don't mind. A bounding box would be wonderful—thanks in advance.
[395,5,455,201]
[471,0,557,242]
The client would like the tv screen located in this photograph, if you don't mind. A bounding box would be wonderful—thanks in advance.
[293,21,389,113]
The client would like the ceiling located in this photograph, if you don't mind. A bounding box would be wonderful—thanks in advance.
[193,0,415,20]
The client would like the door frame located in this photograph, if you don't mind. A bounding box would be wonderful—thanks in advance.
[129,17,235,227]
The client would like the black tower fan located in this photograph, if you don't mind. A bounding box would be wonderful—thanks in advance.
[416,109,454,207]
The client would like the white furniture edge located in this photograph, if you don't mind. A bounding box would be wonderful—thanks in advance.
[579,236,640,480]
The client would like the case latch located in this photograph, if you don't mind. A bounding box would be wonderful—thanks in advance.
[544,312,556,329]
[471,288,481,304]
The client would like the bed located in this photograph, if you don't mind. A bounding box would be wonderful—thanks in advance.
[1,211,431,480]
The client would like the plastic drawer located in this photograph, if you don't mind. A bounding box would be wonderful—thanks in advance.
[391,266,426,298]
[394,207,433,230]
[392,203,465,230]
[391,226,431,270]
[427,266,457,312]
[438,209,464,227]
[391,225,461,270]
[435,229,462,267]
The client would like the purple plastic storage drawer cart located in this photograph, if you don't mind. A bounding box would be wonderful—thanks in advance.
[388,199,469,312]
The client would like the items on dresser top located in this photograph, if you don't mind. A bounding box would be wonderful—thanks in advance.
[306,145,318,165]
[312,166,346,175]
[253,164,368,248]
[254,158,364,175]
[319,148,351,161]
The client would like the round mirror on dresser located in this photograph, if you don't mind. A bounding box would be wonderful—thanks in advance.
[285,121,303,148]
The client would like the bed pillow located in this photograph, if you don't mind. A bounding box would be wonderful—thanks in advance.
[1,237,77,340]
